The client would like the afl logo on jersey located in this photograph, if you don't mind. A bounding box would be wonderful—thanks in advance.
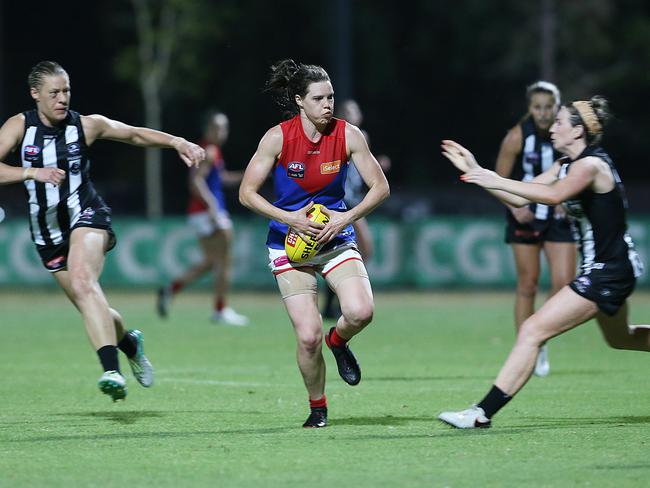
[24,145,41,162]
[287,161,305,179]
[67,142,81,155]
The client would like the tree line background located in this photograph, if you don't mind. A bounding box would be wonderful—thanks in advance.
[1,0,649,219]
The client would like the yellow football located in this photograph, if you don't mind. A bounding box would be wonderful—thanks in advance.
[285,204,330,263]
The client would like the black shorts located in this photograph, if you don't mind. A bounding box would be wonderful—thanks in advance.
[505,215,576,245]
[36,205,117,272]
[569,265,636,316]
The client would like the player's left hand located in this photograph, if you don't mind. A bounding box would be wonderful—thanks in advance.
[441,140,481,173]
[174,138,206,168]
[460,167,502,189]
[315,208,349,244]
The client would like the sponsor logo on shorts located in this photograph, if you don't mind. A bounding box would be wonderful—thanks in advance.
[45,255,66,270]
[287,162,305,179]
[273,256,290,267]
[320,160,341,174]
[601,289,611,297]
[307,150,320,155]
[77,207,96,224]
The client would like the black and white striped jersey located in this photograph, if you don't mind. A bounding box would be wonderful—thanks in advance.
[20,109,100,246]
[509,117,559,220]
[560,146,643,278]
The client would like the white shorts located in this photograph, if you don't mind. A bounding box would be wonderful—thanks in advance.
[188,211,232,237]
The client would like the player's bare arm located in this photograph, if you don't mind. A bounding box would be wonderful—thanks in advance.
[316,123,389,243]
[494,126,522,177]
[190,158,223,221]
[463,158,597,205]
[0,114,65,185]
[239,126,324,241]
[81,114,205,167]
[494,126,535,223]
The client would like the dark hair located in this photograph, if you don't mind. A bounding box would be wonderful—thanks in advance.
[27,61,68,90]
[566,95,610,145]
[265,59,330,118]
[525,80,561,106]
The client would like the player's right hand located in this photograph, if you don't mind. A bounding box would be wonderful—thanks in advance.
[286,201,325,242]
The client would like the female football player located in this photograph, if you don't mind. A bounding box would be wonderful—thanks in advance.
[495,81,577,377]
[239,59,389,427]
[439,96,648,429]
[0,61,205,402]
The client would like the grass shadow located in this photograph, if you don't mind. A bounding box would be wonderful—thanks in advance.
[333,415,432,426]
[52,410,166,425]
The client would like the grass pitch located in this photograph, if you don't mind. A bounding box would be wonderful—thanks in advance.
[1,289,650,487]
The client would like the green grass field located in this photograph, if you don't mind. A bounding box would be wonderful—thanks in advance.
[2,289,650,487]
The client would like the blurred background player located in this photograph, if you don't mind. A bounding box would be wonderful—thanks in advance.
[0,60,205,401]
[321,99,391,319]
[239,59,389,427]
[157,111,248,326]
[494,81,577,377]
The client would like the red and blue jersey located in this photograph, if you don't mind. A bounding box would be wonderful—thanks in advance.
[267,115,355,249]
[187,141,227,215]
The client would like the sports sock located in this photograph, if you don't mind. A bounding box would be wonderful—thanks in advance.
[329,328,348,348]
[117,332,137,359]
[215,297,225,312]
[477,385,512,418]
[309,394,327,409]
[97,345,120,373]
[171,281,183,294]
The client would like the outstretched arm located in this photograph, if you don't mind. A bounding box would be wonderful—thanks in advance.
[0,114,66,185]
[239,126,325,242]
[441,139,531,207]
[462,158,596,205]
[81,114,205,167]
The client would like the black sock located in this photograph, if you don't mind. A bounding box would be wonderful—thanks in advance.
[97,345,120,373]
[477,385,512,418]
[118,332,137,359]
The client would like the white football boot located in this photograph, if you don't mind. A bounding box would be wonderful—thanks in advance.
[211,307,249,326]
[438,405,491,429]
[98,370,127,402]
[533,344,550,377]
[126,329,154,387]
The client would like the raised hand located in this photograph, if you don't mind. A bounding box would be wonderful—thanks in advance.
[441,139,481,173]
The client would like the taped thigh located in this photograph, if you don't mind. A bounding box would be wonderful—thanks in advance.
[323,257,368,291]
[275,268,318,299]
